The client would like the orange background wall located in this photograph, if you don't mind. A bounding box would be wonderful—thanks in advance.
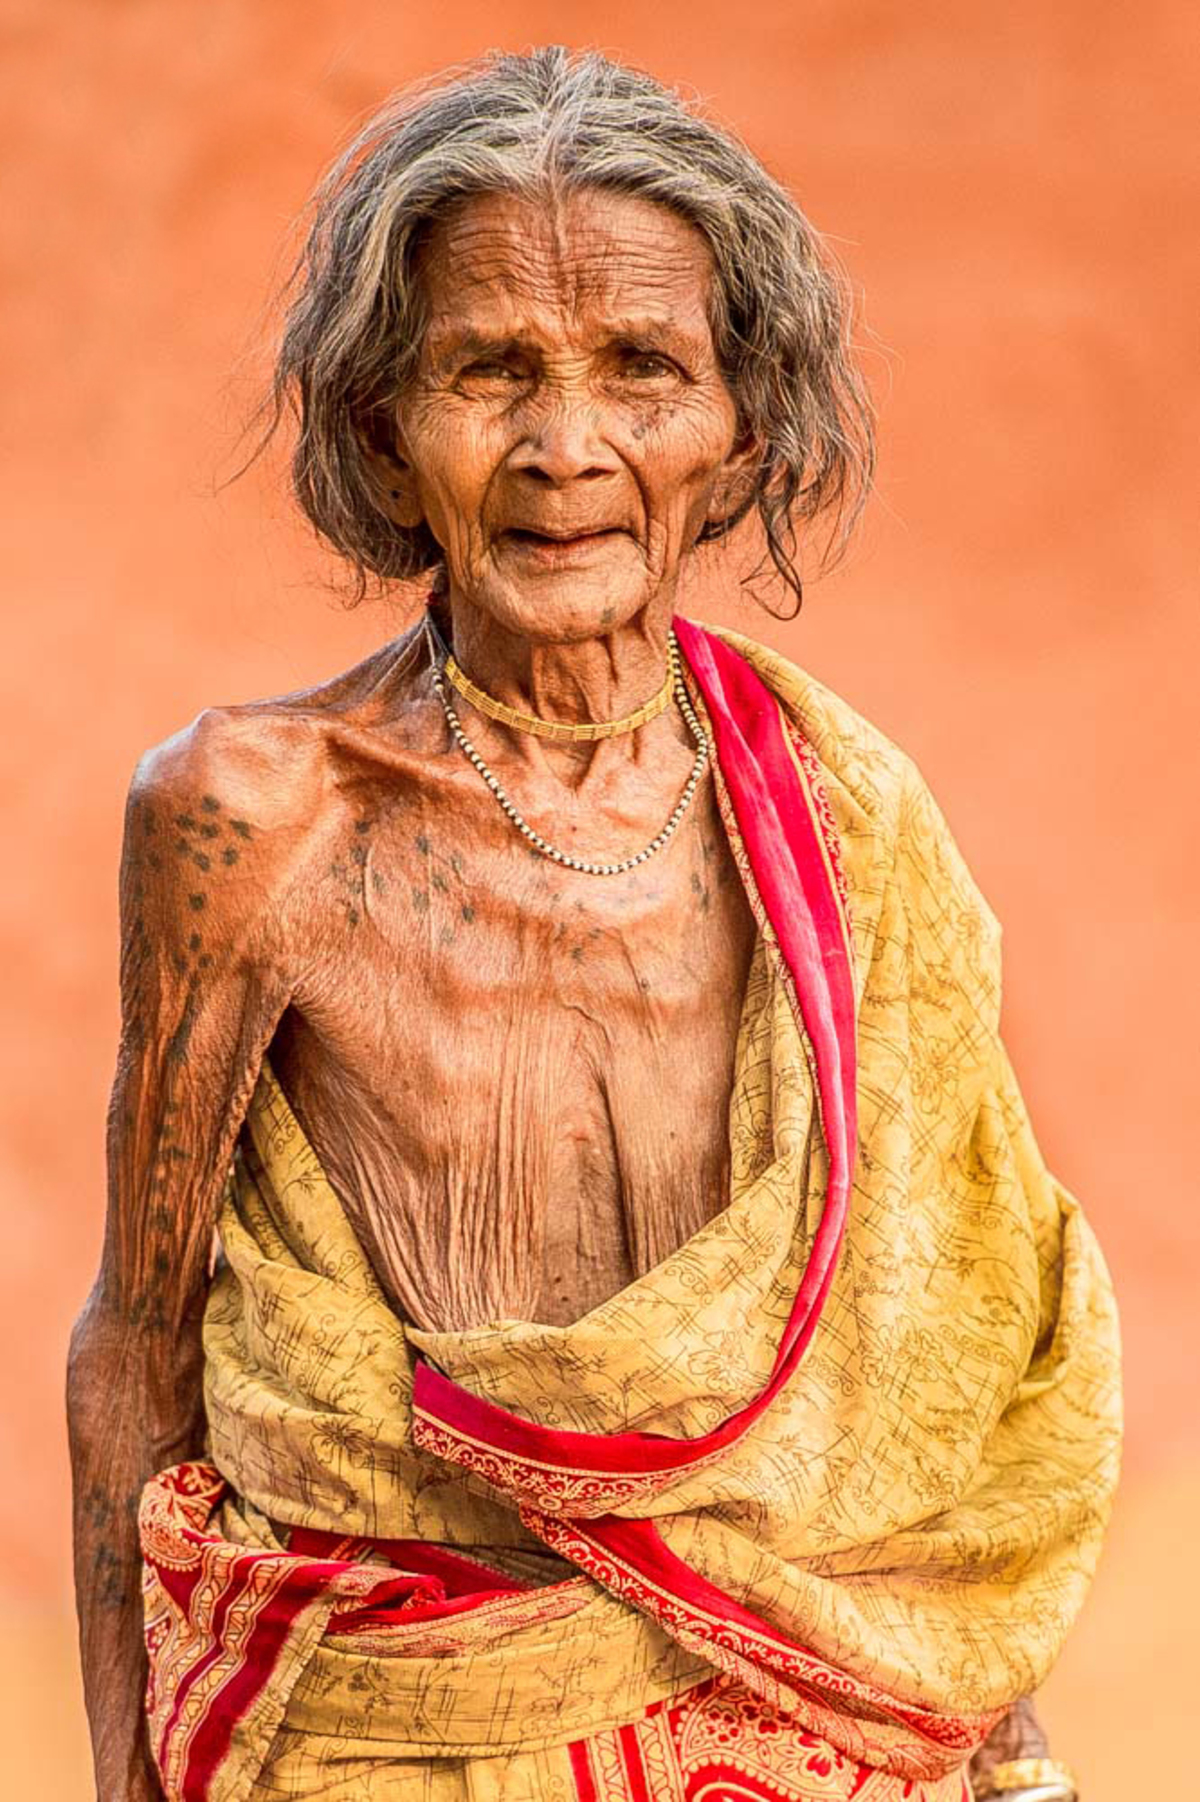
[4,2,1196,1794]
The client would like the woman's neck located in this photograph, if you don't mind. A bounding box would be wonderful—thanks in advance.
[443,597,676,733]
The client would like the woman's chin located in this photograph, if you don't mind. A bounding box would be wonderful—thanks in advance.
[452,557,664,644]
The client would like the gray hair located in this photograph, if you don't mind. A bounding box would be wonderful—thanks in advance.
[267,46,875,609]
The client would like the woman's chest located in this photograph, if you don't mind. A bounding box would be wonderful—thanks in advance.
[287,786,754,1106]
[276,814,756,1326]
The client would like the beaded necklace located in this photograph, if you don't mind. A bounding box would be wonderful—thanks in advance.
[423,613,710,878]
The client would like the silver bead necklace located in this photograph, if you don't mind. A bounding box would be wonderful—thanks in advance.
[426,619,711,878]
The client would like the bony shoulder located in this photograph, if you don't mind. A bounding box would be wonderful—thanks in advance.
[129,701,329,843]
[127,625,433,821]
[119,704,333,956]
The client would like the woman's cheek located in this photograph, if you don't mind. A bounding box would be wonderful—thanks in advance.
[640,395,737,482]
[411,422,496,539]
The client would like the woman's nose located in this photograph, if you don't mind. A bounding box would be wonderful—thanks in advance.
[508,396,621,486]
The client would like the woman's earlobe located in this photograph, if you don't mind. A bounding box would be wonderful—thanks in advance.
[357,410,425,527]
[365,454,424,527]
[707,429,763,525]
[705,462,760,533]
[387,477,425,528]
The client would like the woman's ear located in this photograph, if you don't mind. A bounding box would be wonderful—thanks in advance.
[359,413,425,528]
[705,428,763,533]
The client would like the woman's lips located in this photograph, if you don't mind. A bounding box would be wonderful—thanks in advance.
[501,527,626,564]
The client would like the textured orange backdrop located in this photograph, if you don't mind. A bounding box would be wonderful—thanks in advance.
[4,2,1197,1794]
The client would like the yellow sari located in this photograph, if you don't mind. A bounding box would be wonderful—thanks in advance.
[139,622,1121,1801]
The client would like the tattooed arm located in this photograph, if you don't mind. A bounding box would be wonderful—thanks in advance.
[67,718,299,1800]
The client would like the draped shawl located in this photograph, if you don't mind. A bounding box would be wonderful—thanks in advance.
[139,621,1121,1801]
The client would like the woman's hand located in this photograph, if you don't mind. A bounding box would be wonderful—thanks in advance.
[968,1696,1056,1795]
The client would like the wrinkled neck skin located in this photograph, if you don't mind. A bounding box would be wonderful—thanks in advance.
[448,585,675,727]
[442,585,683,783]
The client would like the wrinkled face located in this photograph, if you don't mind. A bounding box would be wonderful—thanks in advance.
[385,188,752,643]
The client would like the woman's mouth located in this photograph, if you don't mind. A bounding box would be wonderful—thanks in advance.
[501,526,625,563]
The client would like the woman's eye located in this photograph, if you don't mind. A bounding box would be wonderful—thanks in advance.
[460,358,523,384]
[623,352,676,380]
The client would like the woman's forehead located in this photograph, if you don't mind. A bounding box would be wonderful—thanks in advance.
[415,188,717,340]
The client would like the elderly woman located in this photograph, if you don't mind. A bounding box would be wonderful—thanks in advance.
[67,47,1118,1802]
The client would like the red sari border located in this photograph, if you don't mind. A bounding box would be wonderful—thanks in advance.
[525,1509,1000,1775]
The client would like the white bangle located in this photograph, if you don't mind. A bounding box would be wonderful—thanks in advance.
[974,1758,1079,1802]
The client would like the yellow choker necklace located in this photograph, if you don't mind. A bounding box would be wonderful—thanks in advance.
[440,646,676,743]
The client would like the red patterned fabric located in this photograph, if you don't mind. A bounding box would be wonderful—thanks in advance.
[567,1675,973,1800]
[140,1463,581,1798]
